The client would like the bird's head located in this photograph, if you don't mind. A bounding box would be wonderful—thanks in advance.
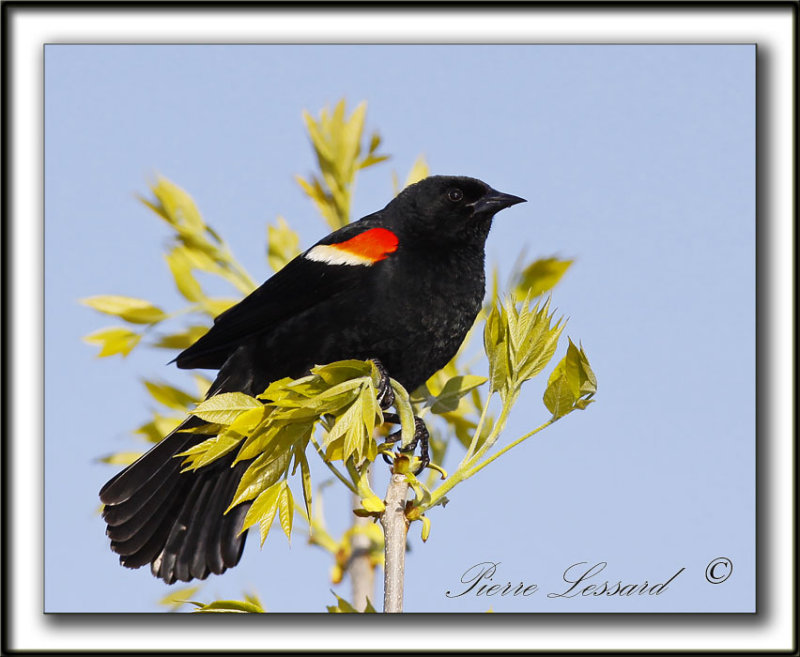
[390,175,526,245]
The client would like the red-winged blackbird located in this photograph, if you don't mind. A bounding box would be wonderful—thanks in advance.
[99,175,525,584]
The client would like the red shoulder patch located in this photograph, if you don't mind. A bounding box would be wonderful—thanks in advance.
[305,228,399,266]
[334,228,399,262]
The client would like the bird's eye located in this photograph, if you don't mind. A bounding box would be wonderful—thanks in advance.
[447,188,464,202]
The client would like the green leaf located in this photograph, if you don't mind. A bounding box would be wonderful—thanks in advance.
[326,593,358,613]
[153,325,209,350]
[235,417,309,463]
[226,405,267,435]
[543,338,597,420]
[191,392,262,425]
[319,390,363,440]
[311,360,373,386]
[421,515,431,542]
[277,482,294,543]
[81,295,168,324]
[483,302,510,395]
[359,381,379,435]
[360,495,385,513]
[227,449,292,511]
[178,242,225,276]
[144,380,198,411]
[200,297,239,318]
[325,393,367,463]
[574,340,598,397]
[191,599,265,613]
[341,101,366,179]
[405,472,432,508]
[484,295,566,402]
[98,451,142,466]
[297,99,378,229]
[295,174,340,229]
[303,109,335,165]
[298,450,313,524]
[146,176,206,234]
[241,481,283,545]
[367,131,381,155]
[505,295,565,388]
[515,257,573,298]
[557,338,597,402]
[489,265,500,309]
[326,592,377,613]
[134,413,183,443]
[404,154,429,188]
[159,585,202,611]
[347,461,381,505]
[177,431,244,471]
[179,422,224,436]
[179,406,266,470]
[359,154,390,170]
[542,367,575,420]
[266,377,363,425]
[165,247,204,302]
[138,174,257,297]
[267,216,300,272]
[390,379,416,450]
[83,326,141,357]
[192,374,213,398]
[244,592,265,610]
[430,375,488,414]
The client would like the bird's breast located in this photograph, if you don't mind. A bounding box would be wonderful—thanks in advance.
[360,246,486,388]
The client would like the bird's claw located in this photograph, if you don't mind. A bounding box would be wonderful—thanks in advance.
[379,414,430,475]
[370,361,428,473]
[371,359,395,411]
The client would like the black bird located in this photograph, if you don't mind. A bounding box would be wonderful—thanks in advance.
[99,175,525,584]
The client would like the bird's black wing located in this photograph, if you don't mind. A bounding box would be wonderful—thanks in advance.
[175,216,390,370]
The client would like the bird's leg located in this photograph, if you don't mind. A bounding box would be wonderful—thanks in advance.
[380,412,430,474]
[369,360,428,473]
[370,358,395,411]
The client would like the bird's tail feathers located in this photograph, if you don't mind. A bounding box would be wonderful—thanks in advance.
[100,414,250,584]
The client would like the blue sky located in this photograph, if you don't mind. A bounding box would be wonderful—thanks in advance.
[44,44,754,613]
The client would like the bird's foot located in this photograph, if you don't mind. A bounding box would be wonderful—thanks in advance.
[380,412,430,474]
[370,359,395,411]
[370,360,428,473]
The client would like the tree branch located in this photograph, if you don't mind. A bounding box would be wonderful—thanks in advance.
[349,485,376,610]
[380,473,409,613]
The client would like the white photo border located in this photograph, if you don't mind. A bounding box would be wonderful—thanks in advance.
[4,3,795,653]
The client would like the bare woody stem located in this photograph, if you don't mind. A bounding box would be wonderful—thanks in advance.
[349,514,376,611]
[349,481,376,610]
[380,473,410,613]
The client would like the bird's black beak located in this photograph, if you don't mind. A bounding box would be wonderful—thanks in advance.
[472,187,527,215]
